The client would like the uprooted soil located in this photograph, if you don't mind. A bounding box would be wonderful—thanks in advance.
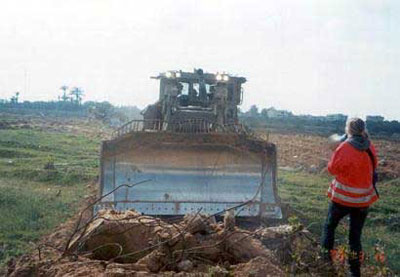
[6,209,323,277]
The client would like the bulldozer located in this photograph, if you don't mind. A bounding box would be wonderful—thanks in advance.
[98,69,282,220]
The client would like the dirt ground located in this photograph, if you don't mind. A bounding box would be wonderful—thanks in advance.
[262,132,400,180]
[0,114,112,140]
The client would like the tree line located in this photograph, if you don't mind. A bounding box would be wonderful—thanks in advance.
[240,105,400,138]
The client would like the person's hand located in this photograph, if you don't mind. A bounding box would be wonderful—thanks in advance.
[328,134,342,151]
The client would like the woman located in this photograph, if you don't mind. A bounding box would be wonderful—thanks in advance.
[322,118,378,277]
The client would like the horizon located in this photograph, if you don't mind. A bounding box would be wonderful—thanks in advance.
[0,0,399,120]
[2,96,394,121]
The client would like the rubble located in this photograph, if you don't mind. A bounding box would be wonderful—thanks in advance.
[6,209,319,276]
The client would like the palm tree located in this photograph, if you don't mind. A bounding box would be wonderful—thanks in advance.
[60,85,69,102]
[70,87,84,105]
[10,92,19,104]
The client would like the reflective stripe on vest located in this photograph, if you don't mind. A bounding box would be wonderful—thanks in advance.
[328,179,377,206]
[332,179,373,195]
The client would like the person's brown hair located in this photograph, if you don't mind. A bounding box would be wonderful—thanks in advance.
[346,118,366,136]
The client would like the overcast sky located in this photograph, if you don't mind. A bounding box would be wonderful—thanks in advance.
[0,0,399,119]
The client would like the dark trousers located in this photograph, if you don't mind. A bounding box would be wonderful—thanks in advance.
[322,201,369,276]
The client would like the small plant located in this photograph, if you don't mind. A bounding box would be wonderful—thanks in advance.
[326,244,391,276]
[44,155,55,170]
[288,215,303,231]
[372,244,390,276]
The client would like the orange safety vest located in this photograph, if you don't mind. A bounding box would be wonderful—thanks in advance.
[327,141,378,207]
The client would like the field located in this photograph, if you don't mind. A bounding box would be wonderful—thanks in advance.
[0,114,399,274]
[0,114,111,268]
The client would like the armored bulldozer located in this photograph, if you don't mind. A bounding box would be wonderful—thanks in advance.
[98,69,282,220]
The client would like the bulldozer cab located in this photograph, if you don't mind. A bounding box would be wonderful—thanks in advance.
[98,69,282,220]
[143,69,245,130]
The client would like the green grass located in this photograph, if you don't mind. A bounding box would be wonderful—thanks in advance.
[278,171,400,273]
[0,127,101,266]
[0,179,85,260]
[0,129,99,184]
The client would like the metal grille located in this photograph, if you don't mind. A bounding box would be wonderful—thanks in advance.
[112,119,245,139]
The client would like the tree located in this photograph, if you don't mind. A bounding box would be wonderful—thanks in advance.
[261,108,269,118]
[248,105,259,117]
[60,85,69,102]
[70,87,84,105]
[10,92,19,104]
[88,101,114,120]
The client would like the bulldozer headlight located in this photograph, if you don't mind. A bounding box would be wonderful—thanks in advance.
[165,71,173,78]
[175,72,181,78]
[216,74,229,82]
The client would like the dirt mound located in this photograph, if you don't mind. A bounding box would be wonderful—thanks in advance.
[7,209,299,276]
[67,209,157,263]
[68,210,278,273]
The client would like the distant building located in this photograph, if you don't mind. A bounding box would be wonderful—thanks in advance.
[366,115,384,122]
[265,107,293,118]
[326,114,348,122]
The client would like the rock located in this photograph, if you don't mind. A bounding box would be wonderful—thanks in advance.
[177,260,193,272]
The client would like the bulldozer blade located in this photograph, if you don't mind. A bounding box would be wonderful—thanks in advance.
[98,132,282,219]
